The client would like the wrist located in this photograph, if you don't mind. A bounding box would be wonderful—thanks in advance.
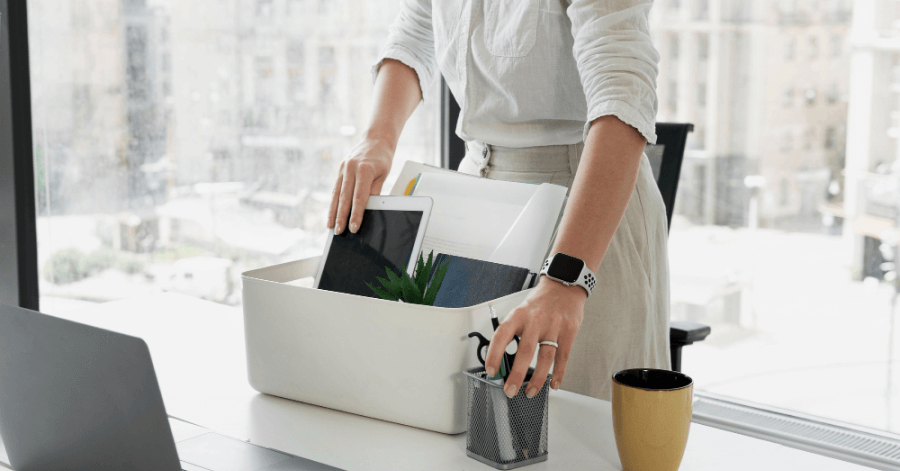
[537,275,588,302]
[361,129,399,155]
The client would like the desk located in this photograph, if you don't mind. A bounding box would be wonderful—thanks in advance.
[24,293,867,470]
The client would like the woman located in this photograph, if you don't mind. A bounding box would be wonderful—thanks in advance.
[327,0,669,401]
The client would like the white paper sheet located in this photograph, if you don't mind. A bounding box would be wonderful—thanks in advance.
[396,164,566,270]
[488,184,568,271]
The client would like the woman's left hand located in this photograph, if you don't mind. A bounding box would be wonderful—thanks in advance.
[484,277,585,398]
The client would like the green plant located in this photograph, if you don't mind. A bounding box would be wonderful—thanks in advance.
[117,258,145,275]
[366,251,450,305]
[45,248,88,284]
[84,247,118,274]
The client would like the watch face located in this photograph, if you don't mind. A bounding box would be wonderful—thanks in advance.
[546,253,584,283]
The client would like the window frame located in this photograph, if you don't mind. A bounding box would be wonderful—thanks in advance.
[11,3,900,468]
[0,0,38,310]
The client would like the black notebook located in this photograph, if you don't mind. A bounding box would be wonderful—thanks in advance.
[428,254,532,308]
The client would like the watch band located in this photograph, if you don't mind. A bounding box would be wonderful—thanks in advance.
[539,254,596,297]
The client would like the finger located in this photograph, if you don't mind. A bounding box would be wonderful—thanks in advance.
[348,163,375,233]
[334,162,357,234]
[326,168,344,230]
[484,312,523,379]
[525,343,556,398]
[550,328,577,390]
[370,175,386,196]
[504,327,540,398]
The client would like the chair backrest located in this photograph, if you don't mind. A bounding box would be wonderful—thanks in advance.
[646,123,694,231]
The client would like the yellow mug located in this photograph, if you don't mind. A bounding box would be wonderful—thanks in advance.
[612,368,693,471]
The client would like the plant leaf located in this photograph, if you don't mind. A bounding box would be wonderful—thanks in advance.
[366,282,398,301]
[414,252,428,290]
[399,270,424,304]
[423,256,451,306]
[416,251,434,292]
[376,275,402,299]
[385,267,403,293]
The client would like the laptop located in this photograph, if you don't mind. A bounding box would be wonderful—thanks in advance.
[0,302,342,471]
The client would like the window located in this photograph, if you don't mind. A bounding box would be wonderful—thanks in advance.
[830,34,842,57]
[779,177,790,206]
[784,36,796,61]
[650,1,900,435]
[825,126,837,148]
[780,131,794,152]
[254,57,275,105]
[827,82,839,104]
[782,85,795,107]
[696,0,709,20]
[287,41,306,103]
[288,0,310,16]
[318,46,337,105]
[803,127,815,150]
[670,35,680,60]
[668,80,679,114]
[256,0,273,18]
[697,83,707,107]
[28,0,438,311]
[318,0,335,16]
[698,34,709,61]
[804,87,817,106]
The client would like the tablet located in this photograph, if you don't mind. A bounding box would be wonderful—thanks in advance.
[314,196,433,298]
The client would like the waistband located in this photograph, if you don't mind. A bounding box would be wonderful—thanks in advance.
[464,140,585,177]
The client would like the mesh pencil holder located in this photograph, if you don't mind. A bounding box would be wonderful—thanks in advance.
[463,367,550,469]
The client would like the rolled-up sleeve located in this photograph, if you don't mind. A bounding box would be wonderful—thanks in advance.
[567,0,660,144]
[372,0,437,103]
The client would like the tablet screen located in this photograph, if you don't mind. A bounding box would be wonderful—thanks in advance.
[318,209,424,298]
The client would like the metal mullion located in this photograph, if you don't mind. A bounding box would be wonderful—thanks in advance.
[0,0,38,310]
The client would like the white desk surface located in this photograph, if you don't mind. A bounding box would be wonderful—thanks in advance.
[36,293,867,471]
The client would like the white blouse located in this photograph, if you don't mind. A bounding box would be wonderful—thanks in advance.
[373,0,660,147]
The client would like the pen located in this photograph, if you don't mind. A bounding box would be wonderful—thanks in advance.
[487,304,517,462]
[489,305,514,382]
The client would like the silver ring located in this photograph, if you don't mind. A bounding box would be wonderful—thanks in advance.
[538,341,559,349]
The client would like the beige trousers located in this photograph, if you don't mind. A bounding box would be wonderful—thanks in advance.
[458,140,671,401]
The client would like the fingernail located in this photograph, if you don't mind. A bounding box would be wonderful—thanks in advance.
[334,224,341,235]
[505,383,518,398]
[485,366,496,377]
[551,381,559,390]
[349,222,358,233]
[526,387,537,398]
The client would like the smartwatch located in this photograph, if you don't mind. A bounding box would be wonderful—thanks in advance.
[539,253,596,297]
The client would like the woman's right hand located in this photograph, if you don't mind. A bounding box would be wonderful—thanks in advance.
[326,138,394,235]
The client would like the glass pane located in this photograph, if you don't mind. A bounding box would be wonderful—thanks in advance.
[652,1,900,432]
[28,0,438,313]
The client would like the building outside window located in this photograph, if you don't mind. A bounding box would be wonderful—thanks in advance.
[650,0,900,436]
[28,0,438,310]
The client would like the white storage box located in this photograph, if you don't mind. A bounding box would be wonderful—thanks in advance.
[242,256,531,434]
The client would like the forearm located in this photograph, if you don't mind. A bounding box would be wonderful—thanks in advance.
[549,116,646,275]
[363,59,423,155]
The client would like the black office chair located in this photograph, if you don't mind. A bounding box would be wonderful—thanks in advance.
[648,123,711,372]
